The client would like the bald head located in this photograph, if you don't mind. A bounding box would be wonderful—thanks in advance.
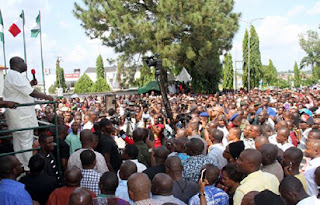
[152,173,173,195]
[279,176,306,205]
[128,173,151,202]
[65,166,82,187]
[283,147,303,164]
[0,155,21,179]
[165,156,183,174]
[276,120,288,131]
[238,149,262,174]
[260,143,278,166]
[68,187,92,205]
[80,129,94,146]
[202,164,219,185]
[154,146,170,165]
[255,135,269,151]
[119,160,137,180]
[175,128,188,138]
[10,57,26,73]
[211,128,224,143]
[186,138,204,156]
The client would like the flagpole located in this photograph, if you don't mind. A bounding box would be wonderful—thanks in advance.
[39,11,46,94]
[22,10,27,77]
[0,10,7,74]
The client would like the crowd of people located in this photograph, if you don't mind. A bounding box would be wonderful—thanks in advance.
[1,57,320,205]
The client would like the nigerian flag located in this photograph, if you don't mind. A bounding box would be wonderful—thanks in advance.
[31,13,40,38]
[0,10,4,42]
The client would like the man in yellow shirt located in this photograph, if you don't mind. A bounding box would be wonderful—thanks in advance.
[233,148,280,205]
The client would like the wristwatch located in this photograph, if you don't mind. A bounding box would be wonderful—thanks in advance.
[148,148,154,152]
[198,193,205,198]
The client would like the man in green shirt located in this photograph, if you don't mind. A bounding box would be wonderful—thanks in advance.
[65,122,82,155]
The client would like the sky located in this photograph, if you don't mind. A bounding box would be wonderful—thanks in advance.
[0,0,319,80]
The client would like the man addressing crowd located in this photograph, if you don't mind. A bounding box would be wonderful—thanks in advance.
[3,56,53,170]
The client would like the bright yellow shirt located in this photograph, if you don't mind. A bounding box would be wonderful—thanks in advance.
[233,170,280,205]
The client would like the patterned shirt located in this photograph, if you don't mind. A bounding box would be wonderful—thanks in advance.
[189,185,229,205]
[177,153,190,167]
[183,155,217,182]
[134,198,159,205]
[81,169,102,195]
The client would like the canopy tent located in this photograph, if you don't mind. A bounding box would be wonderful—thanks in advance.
[138,81,160,94]
[176,68,192,82]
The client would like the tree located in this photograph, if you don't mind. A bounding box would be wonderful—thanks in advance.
[136,66,155,87]
[96,55,105,79]
[242,26,262,89]
[261,59,277,86]
[74,0,240,92]
[299,30,320,72]
[91,77,111,92]
[293,61,301,87]
[242,29,249,89]
[55,58,67,92]
[312,65,320,81]
[222,53,233,89]
[74,74,94,93]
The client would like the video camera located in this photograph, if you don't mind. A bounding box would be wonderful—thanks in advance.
[143,54,162,77]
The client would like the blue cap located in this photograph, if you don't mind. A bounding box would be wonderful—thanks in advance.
[230,113,240,121]
[199,112,209,117]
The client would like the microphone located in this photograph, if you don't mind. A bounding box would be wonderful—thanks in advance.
[31,69,37,85]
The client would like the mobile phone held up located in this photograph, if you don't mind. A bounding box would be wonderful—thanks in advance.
[200,169,206,182]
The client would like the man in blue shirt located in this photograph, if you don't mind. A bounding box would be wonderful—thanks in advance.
[189,164,229,205]
[256,97,276,117]
[0,155,33,205]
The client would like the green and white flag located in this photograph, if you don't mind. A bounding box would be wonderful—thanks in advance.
[0,10,4,42]
[31,13,40,38]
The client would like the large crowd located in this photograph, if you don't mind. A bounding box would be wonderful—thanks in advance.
[1,57,320,205]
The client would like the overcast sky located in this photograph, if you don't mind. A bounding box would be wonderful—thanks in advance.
[0,0,319,79]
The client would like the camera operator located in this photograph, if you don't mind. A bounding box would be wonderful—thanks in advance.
[137,102,153,128]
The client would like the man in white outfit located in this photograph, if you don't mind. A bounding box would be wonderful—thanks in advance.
[3,57,53,170]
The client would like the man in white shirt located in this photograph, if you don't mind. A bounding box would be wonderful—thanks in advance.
[3,57,53,170]
[279,176,320,205]
[274,127,294,152]
[304,139,320,196]
[207,129,227,170]
[82,111,97,130]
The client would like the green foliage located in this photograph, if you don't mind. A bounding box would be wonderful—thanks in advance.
[293,61,301,87]
[136,66,155,87]
[299,30,320,71]
[96,55,105,79]
[242,29,249,89]
[117,57,139,89]
[55,58,67,92]
[242,26,262,89]
[91,77,111,92]
[222,53,233,89]
[74,0,240,92]
[274,79,290,89]
[48,84,57,94]
[312,66,320,81]
[261,59,277,86]
[74,73,94,93]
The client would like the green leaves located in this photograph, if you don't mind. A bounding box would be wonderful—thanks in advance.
[74,0,240,92]
[96,54,105,79]
[74,73,94,93]
[293,61,301,88]
[222,53,233,89]
[299,30,320,71]
[242,26,262,89]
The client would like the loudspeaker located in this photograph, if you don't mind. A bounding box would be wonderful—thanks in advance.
[105,94,116,111]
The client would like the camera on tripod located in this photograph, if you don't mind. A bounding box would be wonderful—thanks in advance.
[143,54,162,77]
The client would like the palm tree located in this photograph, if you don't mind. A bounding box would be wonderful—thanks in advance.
[300,51,320,71]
